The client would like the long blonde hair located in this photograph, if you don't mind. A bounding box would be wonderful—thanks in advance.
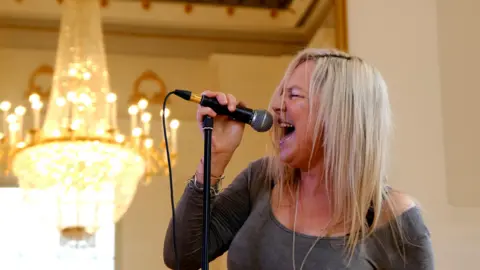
[266,48,396,257]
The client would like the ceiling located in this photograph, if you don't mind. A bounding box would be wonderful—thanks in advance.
[0,0,337,57]
[122,0,294,9]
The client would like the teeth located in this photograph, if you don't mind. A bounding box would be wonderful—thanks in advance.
[279,123,293,128]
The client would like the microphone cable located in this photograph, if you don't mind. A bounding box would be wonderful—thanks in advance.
[161,91,179,270]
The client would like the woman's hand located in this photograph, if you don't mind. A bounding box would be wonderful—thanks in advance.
[195,90,245,182]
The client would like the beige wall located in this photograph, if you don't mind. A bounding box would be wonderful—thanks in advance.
[437,0,480,207]
[345,0,480,269]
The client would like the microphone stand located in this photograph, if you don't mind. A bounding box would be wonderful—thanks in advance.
[201,115,214,270]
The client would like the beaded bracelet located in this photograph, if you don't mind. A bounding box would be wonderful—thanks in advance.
[188,172,224,196]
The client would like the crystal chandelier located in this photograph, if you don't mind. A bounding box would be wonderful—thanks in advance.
[0,0,179,241]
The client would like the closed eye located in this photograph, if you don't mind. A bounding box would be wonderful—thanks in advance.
[285,86,305,99]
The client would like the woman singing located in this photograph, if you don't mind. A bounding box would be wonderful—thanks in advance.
[163,48,434,269]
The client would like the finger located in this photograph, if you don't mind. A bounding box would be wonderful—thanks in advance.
[201,90,228,105]
[215,93,228,105]
[201,90,217,97]
[226,94,237,112]
[196,106,217,122]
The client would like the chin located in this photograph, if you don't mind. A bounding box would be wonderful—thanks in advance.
[279,149,301,168]
[278,149,293,164]
[279,148,315,171]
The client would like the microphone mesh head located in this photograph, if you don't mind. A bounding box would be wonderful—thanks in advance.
[251,110,273,132]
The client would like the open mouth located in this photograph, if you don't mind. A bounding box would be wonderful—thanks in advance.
[280,122,295,138]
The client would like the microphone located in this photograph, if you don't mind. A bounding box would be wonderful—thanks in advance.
[173,89,273,132]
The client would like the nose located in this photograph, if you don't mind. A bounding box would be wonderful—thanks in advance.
[271,95,286,115]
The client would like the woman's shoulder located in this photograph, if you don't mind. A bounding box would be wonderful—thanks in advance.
[241,156,271,180]
[366,190,434,269]
[240,157,272,202]
[376,189,431,239]
[383,190,418,220]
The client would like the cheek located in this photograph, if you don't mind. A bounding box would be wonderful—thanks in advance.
[293,121,313,147]
[291,102,311,142]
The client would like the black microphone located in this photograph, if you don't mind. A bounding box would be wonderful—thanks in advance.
[173,89,273,132]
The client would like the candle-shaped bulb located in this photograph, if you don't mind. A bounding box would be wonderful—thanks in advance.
[31,101,43,110]
[107,93,118,129]
[1,103,11,133]
[79,93,92,107]
[28,94,40,104]
[141,112,152,123]
[32,101,43,129]
[6,114,16,124]
[95,129,106,136]
[115,134,125,143]
[169,119,179,153]
[107,93,117,103]
[56,97,66,107]
[14,106,26,140]
[52,130,61,137]
[83,71,92,81]
[132,127,142,137]
[71,120,81,131]
[14,106,26,116]
[138,99,148,110]
[128,105,139,131]
[7,115,18,146]
[16,142,26,149]
[141,112,152,136]
[0,101,11,112]
[68,67,78,77]
[144,138,153,149]
[128,105,138,115]
[170,119,180,130]
[66,91,76,102]
[160,107,170,118]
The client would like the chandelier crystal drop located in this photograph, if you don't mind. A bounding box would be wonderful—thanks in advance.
[0,0,179,242]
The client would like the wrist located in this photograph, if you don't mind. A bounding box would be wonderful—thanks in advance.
[189,174,223,196]
[204,153,232,175]
[195,154,230,184]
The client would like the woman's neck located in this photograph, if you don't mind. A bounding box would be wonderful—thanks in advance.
[298,161,328,198]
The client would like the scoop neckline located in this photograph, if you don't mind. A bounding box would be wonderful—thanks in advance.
[268,201,346,241]
[267,196,419,241]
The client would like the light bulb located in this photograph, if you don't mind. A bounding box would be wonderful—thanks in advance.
[0,101,11,112]
[6,114,16,124]
[107,93,117,103]
[160,108,170,118]
[56,97,67,107]
[138,99,148,110]
[115,134,125,143]
[141,112,152,123]
[14,106,26,116]
[128,105,139,115]
[29,94,40,104]
[170,119,180,129]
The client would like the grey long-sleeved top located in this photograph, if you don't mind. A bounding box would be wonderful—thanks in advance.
[163,158,434,269]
